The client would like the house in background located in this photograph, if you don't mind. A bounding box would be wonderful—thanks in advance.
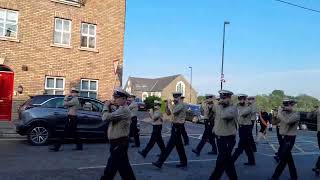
[0,0,126,121]
[124,74,197,104]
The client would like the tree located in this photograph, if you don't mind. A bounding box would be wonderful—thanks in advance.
[256,95,270,111]
[254,90,319,112]
[296,94,319,112]
[144,96,162,110]
[197,96,205,104]
[271,90,285,98]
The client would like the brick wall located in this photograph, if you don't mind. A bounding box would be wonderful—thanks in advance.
[0,0,126,119]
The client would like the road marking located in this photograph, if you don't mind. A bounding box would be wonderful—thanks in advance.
[257,151,320,157]
[270,144,278,153]
[139,134,171,138]
[78,158,217,170]
[294,145,305,153]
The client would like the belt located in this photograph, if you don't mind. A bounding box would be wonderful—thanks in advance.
[280,135,296,139]
[239,124,251,127]
[109,136,128,143]
[216,135,236,138]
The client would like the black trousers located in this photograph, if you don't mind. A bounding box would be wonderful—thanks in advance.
[141,125,165,156]
[195,121,217,153]
[101,137,136,180]
[314,132,320,169]
[181,123,189,145]
[275,126,283,156]
[130,116,140,146]
[232,125,255,164]
[210,135,237,180]
[272,135,297,180]
[249,121,257,152]
[157,123,187,165]
[54,115,82,149]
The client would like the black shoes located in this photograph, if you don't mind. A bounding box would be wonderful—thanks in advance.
[192,149,200,156]
[131,145,140,148]
[208,151,218,155]
[152,161,187,169]
[49,145,60,152]
[176,163,187,168]
[244,162,256,166]
[312,167,320,175]
[138,151,146,158]
[152,161,162,169]
[273,156,280,163]
[49,147,60,152]
[253,148,257,153]
[49,145,83,152]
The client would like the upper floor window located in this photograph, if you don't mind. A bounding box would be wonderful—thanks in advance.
[176,81,185,96]
[81,23,96,49]
[0,9,18,38]
[54,18,71,46]
[80,79,98,98]
[50,0,83,7]
[45,76,65,95]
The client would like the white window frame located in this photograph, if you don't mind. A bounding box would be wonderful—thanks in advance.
[142,92,149,101]
[44,76,65,95]
[50,0,82,7]
[80,79,98,98]
[0,8,19,39]
[176,81,186,96]
[53,18,72,46]
[80,23,96,49]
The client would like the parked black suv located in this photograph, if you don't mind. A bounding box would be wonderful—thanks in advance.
[16,95,108,146]
[300,111,317,131]
[185,104,203,123]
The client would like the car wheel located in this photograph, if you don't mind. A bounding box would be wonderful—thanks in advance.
[27,125,50,146]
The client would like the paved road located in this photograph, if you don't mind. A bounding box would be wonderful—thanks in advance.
[1,119,320,180]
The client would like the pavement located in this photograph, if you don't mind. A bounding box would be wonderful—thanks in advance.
[0,121,20,138]
[1,118,320,180]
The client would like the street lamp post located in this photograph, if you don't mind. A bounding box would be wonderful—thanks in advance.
[220,21,230,90]
[188,66,192,103]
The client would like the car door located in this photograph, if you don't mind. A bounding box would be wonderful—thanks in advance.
[41,97,68,134]
[77,98,105,138]
[185,104,193,121]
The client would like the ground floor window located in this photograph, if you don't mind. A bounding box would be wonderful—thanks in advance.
[80,79,98,98]
[44,76,65,95]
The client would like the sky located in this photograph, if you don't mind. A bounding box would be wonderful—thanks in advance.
[123,0,320,98]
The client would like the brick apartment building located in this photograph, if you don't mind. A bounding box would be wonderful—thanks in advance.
[0,0,126,121]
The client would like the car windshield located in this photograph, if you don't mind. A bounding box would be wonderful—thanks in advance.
[135,98,142,103]
[187,104,200,112]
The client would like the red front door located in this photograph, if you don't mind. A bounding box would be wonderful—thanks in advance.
[0,69,14,121]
